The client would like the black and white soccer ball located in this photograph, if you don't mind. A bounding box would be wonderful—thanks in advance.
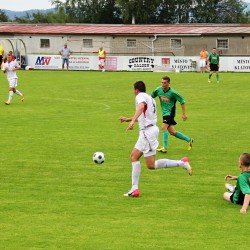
[93,152,105,164]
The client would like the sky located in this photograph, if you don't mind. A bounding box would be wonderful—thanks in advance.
[0,0,65,11]
[0,0,249,11]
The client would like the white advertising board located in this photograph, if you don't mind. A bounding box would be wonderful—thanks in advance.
[26,55,250,72]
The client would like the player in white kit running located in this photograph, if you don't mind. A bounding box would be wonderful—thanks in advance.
[2,53,24,105]
[119,80,192,197]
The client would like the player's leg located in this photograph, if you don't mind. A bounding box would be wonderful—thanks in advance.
[5,87,13,105]
[15,89,24,102]
[200,60,205,73]
[216,70,219,83]
[157,123,168,153]
[168,125,193,150]
[66,58,69,70]
[13,80,24,102]
[98,60,102,70]
[124,127,157,197]
[202,60,207,73]
[12,79,24,102]
[144,126,192,175]
[208,71,213,81]
[199,60,203,73]
[223,192,233,202]
[5,79,16,105]
[154,157,192,175]
[208,65,214,82]
[101,60,105,71]
[124,147,143,197]
[163,129,169,151]
[143,133,190,172]
[225,183,235,193]
[62,58,65,70]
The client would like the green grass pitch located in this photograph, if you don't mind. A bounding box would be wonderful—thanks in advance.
[0,70,249,249]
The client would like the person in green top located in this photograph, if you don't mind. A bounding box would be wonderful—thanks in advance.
[223,153,250,214]
[207,48,220,83]
[151,76,193,153]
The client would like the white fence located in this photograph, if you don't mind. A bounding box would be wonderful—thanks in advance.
[26,55,250,72]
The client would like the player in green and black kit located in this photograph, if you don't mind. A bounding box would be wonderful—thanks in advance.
[208,48,220,83]
[151,76,193,153]
[223,153,250,214]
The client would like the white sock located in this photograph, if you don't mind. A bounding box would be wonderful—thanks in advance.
[15,90,23,96]
[131,161,141,190]
[155,159,183,169]
[8,91,13,102]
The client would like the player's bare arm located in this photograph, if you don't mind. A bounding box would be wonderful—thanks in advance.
[127,102,145,131]
[224,175,238,181]
[119,116,132,123]
[181,104,187,121]
[240,194,250,213]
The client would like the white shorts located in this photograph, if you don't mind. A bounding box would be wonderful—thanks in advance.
[8,78,18,88]
[199,59,206,67]
[134,125,159,157]
[99,59,105,66]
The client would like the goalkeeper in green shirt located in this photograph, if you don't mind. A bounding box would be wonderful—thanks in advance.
[151,76,193,153]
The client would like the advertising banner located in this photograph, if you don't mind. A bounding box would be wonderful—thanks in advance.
[27,55,250,72]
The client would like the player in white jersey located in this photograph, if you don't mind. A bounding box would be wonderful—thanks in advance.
[2,53,24,105]
[119,80,192,197]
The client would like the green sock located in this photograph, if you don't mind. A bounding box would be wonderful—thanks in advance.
[216,75,219,81]
[163,130,169,149]
[175,131,190,142]
[209,74,212,79]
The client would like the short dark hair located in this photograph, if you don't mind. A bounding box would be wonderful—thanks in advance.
[162,76,170,83]
[240,153,250,167]
[134,80,146,92]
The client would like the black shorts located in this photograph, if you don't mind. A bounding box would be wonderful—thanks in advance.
[0,55,2,62]
[210,64,219,72]
[230,192,245,205]
[163,116,177,126]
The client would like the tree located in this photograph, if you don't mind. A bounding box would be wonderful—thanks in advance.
[13,8,68,24]
[14,13,33,23]
[155,0,194,23]
[9,0,249,24]
[191,0,245,23]
[52,0,121,23]
[117,0,160,24]
[0,9,9,22]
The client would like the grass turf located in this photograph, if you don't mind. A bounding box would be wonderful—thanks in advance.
[0,70,249,249]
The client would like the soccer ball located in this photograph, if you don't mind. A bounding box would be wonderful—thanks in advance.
[25,65,33,70]
[93,152,105,164]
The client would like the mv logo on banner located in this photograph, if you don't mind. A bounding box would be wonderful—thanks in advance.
[35,57,51,65]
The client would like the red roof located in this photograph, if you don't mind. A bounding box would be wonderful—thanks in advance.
[0,23,250,36]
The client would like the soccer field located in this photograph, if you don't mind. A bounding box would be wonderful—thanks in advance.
[0,70,249,249]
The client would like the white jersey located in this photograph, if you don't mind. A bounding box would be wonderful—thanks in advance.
[3,61,20,80]
[60,47,71,59]
[135,92,157,130]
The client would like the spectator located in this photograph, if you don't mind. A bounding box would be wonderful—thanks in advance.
[199,48,208,73]
[98,47,106,72]
[59,43,71,70]
[0,43,4,67]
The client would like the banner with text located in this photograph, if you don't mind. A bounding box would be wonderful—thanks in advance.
[27,55,250,72]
